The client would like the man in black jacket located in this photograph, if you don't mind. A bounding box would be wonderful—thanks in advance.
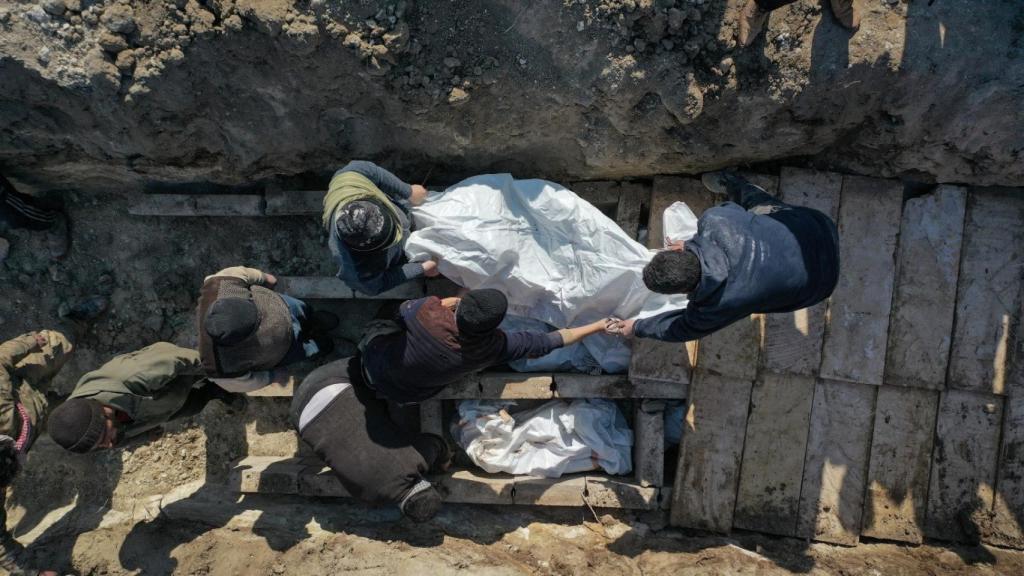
[607,171,839,343]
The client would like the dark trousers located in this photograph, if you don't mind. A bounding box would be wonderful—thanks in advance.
[755,0,798,11]
[728,180,790,215]
[0,174,59,231]
[170,380,235,421]
[291,359,443,506]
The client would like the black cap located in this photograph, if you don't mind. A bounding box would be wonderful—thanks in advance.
[48,398,107,453]
[205,298,259,346]
[457,289,509,335]
[336,199,396,252]
[0,436,20,487]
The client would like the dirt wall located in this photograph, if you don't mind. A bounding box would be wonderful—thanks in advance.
[1,0,1023,193]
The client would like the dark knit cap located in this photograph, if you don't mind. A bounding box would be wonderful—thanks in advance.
[336,199,396,252]
[0,436,20,487]
[457,289,509,335]
[205,298,260,346]
[48,398,107,453]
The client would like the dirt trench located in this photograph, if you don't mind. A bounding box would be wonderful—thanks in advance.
[2,0,1024,574]
[1,0,1023,192]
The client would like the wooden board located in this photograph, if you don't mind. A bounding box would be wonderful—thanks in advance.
[947,188,1024,395]
[569,181,621,207]
[129,193,264,216]
[733,373,816,536]
[616,182,646,240]
[860,386,939,543]
[763,169,842,375]
[554,373,685,399]
[264,189,323,216]
[669,373,754,532]
[634,400,666,488]
[697,315,762,380]
[989,391,1024,548]
[820,176,903,385]
[925,389,1004,542]
[796,379,877,546]
[628,339,696,390]
[276,276,426,300]
[885,186,967,389]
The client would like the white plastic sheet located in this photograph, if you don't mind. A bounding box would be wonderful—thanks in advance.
[662,201,700,247]
[452,399,633,477]
[406,174,695,373]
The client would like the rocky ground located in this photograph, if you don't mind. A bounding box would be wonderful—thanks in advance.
[2,0,1024,574]
[0,0,1022,191]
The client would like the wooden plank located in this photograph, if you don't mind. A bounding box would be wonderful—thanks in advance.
[697,315,762,380]
[649,175,719,248]
[669,373,753,532]
[925,389,1004,542]
[734,373,816,536]
[276,276,426,300]
[616,182,646,240]
[796,379,876,546]
[860,386,939,544]
[555,373,685,399]
[634,400,666,488]
[419,400,444,437]
[480,374,554,398]
[300,467,352,498]
[276,276,354,299]
[989,391,1024,548]
[763,169,842,375]
[570,180,621,207]
[820,176,903,386]
[514,475,586,506]
[231,456,304,494]
[585,476,661,510]
[948,188,1024,395]
[628,338,696,391]
[441,470,516,504]
[264,189,323,216]
[129,193,264,216]
[886,186,967,389]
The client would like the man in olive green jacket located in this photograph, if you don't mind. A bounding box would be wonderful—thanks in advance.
[47,342,234,453]
[0,329,73,576]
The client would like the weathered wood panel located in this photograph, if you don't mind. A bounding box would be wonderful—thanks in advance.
[925,390,1004,542]
[697,315,762,380]
[628,339,695,390]
[616,182,646,240]
[820,176,903,385]
[634,400,666,488]
[989,391,1024,548]
[129,194,264,216]
[264,189,323,216]
[886,186,967,389]
[948,189,1024,395]
[734,373,816,536]
[797,379,877,546]
[276,276,426,300]
[860,386,939,543]
[669,373,754,532]
[763,169,842,375]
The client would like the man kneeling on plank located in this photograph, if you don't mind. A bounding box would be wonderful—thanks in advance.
[291,358,452,522]
[359,288,609,404]
[607,171,839,343]
[47,343,238,453]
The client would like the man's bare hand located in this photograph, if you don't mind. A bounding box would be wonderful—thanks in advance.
[34,332,48,348]
[263,273,278,288]
[421,260,440,278]
[665,239,685,251]
[440,297,461,311]
[410,184,429,206]
[605,317,636,338]
[39,570,59,576]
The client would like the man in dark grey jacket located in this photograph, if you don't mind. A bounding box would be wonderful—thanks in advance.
[608,171,840,342]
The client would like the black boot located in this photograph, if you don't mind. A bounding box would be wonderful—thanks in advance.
[310,310,340,334]
[400,480,442,522]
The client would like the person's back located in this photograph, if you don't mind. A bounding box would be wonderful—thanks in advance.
[616,171,839,343]
[361,290,607,403]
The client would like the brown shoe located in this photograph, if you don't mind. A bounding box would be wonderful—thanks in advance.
[738,1,770,47]
[830,0,860,30]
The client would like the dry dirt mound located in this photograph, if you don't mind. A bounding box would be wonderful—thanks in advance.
[0,0,1022,191]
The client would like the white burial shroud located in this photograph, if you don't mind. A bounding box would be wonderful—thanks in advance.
[405,174,695,373]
